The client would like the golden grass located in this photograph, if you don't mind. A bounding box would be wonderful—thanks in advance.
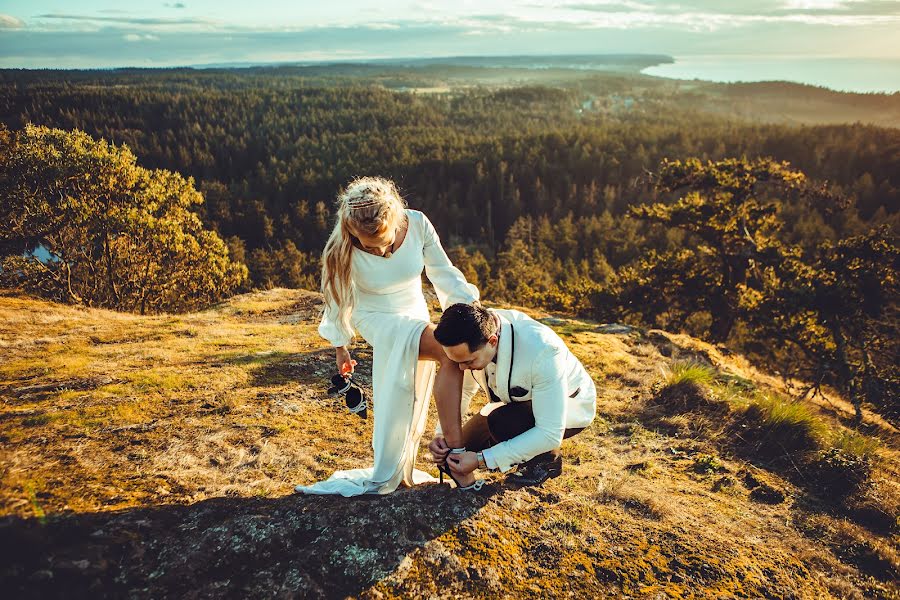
[1,288,897,599]
[831,430,880,460]
[0,342,94,382]
[124,369,195,393]
[745,392,829,447]
[664,360,717,387]
[600,480,672,521]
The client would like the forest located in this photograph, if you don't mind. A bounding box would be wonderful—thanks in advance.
[0,64,897,422]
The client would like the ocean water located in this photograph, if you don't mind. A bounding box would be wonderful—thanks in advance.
[642,56,900,94]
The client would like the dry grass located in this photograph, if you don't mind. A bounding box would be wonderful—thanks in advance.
[664,360,717,387]
[1,288,897,598]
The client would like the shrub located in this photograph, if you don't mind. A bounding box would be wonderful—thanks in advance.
[664,361,717,387]
[738,393,826,459]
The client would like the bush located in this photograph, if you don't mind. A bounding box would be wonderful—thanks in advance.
[664,361,717,387]
[0,125,247,313]
[738,393,826,460]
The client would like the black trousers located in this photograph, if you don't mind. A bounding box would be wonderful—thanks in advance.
[459,401,585,461]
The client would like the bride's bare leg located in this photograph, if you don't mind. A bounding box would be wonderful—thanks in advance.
[419,324,476,487]
[419,324,464,445]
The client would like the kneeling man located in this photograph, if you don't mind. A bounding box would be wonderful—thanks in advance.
[430,303,597,487]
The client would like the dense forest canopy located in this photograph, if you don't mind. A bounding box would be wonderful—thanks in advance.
[2,68,897,253]
[0,65,897,420]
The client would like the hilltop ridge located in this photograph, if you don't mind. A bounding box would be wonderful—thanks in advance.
[0,288,897,598]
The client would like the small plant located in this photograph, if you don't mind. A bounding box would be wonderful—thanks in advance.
[830,430,878,460]
[664,361,717,387]
[542,514,583,534]
[693,453,727,475]
[809,447,872,499]
[741,393,826,457]
[712,475,736,492]
[22,414,52,427]
[25,483,46,523]
[650,363,729,416]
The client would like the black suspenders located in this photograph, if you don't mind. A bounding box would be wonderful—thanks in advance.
[487,323,514,403]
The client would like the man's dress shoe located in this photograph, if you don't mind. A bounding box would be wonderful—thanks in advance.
[506,454,563,487]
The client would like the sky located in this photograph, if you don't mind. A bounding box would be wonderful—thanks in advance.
[1,1,899,68]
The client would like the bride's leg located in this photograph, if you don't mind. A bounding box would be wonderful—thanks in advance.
[419,324,464,445]
[419,324,476,487]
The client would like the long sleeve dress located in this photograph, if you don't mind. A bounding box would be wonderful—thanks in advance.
[295,209,479,496]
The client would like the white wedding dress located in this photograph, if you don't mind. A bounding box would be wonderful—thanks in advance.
[295,209,479,496]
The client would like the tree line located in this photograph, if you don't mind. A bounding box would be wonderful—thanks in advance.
[0,69,896,422]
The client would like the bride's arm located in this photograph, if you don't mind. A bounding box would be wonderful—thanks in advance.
[319,293,354,344]
[420,212,480,309]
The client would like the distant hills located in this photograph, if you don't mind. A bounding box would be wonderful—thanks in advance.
[190,53,675,72]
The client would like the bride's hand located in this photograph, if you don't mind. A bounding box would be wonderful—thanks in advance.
[335,346,356,376]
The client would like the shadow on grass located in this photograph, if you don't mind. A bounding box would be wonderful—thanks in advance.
[243,347,375,389]
[200,345,376,390]
[0,484,497,599]
[635,383,898,551]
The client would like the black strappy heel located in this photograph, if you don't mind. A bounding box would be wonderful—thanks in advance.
[439,448,485,491]
[328,373,368,419]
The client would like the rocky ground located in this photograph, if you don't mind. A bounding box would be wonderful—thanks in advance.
[0,288,897,598]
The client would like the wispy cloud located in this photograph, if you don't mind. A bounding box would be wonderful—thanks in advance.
[124,33,160,41]
[35,13,216,27]
[557,0,900,26]
[746,0,899,16]
[21,2,900,36]
[564,0,900,18]
[783,0,900,15]
[562,2,655,13]
[0,14,25,29]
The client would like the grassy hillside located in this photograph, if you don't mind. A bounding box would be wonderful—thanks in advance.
[0,288,897,598]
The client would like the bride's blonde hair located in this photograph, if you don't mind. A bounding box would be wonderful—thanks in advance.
[322,176,407,339]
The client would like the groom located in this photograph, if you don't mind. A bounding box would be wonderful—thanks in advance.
[430,303,597,486]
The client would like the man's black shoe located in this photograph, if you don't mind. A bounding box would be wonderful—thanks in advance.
[506,454,562,487]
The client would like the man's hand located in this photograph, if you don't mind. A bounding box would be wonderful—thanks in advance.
[447,451,478,476]
[428,435,450,464]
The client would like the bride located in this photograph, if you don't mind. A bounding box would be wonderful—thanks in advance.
[294,176,480,496]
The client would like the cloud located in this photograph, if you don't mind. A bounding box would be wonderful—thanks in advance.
[0,14,25,29]
[468,14,522,23]
[124,33,160,42]
[164,2,187,8]
[554,0,900,28]
[35,13,214,27]
[1,20,899,72]
[363,22,401,30]
[562,2,655,12]
[783,0,900,15]
[564,0,900,17]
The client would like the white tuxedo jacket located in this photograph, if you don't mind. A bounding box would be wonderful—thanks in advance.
[460,308,597,472]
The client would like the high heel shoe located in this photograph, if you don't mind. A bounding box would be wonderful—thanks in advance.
[328,373,367,419]
[439,448,485,491]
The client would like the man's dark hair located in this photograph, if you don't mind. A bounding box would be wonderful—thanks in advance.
[434,303,498,352]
